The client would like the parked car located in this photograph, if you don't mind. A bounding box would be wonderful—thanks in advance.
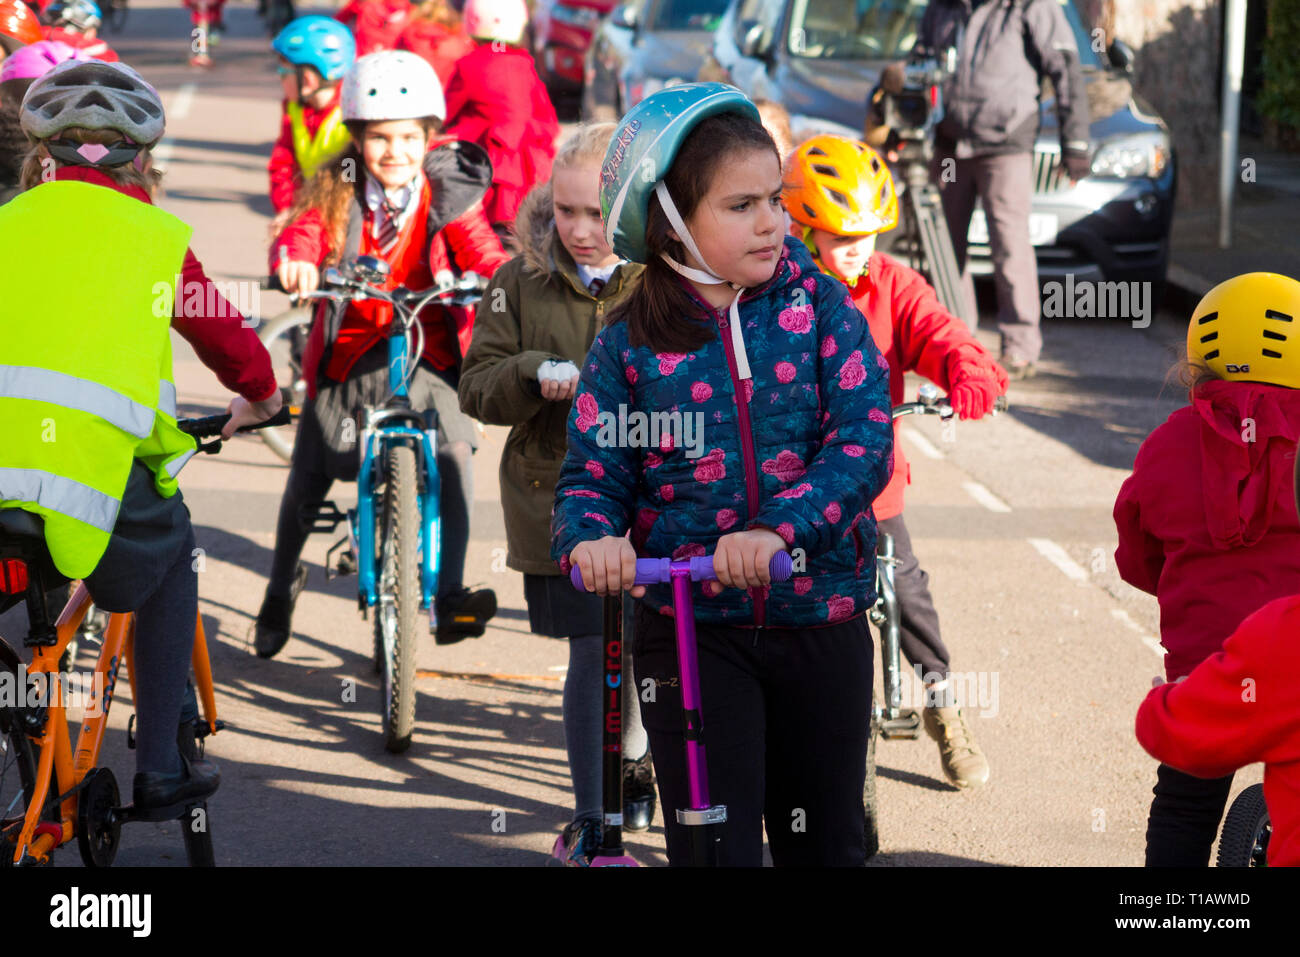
[709,0,1177,290]
[581,0,731,122]
[531,0,616,96]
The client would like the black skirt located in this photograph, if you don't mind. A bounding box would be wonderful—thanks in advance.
[523,572,603,638]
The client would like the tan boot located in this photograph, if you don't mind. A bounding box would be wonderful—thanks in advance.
[924,706,989,789]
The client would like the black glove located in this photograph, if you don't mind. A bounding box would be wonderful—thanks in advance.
[1062,148,1091,182]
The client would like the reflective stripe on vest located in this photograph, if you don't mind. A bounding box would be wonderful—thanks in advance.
[288,101,350,181]
[0,180,193,579]
[0,468,119,533]
[0,365,156,438]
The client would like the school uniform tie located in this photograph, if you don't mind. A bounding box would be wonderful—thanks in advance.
[587,277,606,296]
[376,198,402,252]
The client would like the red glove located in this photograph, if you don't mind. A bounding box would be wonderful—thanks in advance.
[949,377,1000,420]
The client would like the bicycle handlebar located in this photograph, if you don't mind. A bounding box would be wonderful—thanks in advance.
[891,393,1008,422]
[178,407,291,443]
[570,552,793,592]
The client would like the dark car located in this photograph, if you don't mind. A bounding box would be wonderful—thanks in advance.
[709,0,1177,289]
[581,0,732,122]
[531,0,617,96]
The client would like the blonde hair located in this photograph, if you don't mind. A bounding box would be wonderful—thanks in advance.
[20,127,161,196]
[553,122,617,174]
[754,99,793,160]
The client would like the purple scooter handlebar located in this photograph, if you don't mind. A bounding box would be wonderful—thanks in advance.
[570,551,793,591]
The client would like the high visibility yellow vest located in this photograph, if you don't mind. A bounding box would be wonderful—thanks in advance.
[288,101,349,181]
[0,180,195,579]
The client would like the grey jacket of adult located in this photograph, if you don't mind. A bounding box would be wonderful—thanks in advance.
[918,0,1091,159]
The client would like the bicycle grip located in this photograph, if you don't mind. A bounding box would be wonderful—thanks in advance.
[178,407,292,438]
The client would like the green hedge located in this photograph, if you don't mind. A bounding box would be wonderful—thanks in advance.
[1260,0,1300,129]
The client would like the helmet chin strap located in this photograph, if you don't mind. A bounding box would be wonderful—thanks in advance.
[654,180,751,381]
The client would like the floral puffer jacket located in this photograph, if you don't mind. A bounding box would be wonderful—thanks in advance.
[551,237,894,628]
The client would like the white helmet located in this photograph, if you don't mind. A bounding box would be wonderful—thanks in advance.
[341,51,445,124]
[463,0,528,46]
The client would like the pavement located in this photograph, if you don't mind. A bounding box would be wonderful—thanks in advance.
[1165,136,1300,312]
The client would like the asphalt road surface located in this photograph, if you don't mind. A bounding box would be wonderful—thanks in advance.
[6,0,1262,867]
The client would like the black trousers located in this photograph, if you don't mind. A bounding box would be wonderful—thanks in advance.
[878,514,951,682]
[632,602,873,866]
[1145,763,1235,866]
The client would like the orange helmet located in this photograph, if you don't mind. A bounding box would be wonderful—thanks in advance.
[0,0,41,54]
[783,134,898,236]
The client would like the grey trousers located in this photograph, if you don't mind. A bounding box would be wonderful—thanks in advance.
[933,148,1042,363]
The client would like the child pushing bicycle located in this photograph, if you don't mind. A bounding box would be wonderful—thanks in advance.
[1115,272,1300,865]
[259,49,508,657]
[0,59,281,812]
[784,134,1007,789]
[552,84,894,866]
[458,123,655,865]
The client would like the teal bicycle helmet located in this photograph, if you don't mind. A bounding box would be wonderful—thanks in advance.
[600,82,761,266]
[272,15,356,83]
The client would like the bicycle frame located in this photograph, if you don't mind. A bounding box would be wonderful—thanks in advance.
[6,585,219,865]
[352,325,441,613]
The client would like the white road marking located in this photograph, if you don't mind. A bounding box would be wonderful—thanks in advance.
[901,425,943,460]
[1111,607,1166,659]
[962,480,1012,513]
[171,82,198,120]
[1027,537,1089,582]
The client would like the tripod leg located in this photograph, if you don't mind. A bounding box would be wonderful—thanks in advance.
[908,185,979,332]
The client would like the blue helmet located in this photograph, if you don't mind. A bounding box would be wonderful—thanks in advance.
[272,16,356,83]
[47,0,102,32]
[600,82,760,264]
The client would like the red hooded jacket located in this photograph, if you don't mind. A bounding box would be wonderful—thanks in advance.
[54,167,276,402]
[1115,380,1300,679]
[849,251,1007,520]
[396,17,474,88]
[336,0,410,56]
[267,86,344,214]
[1136,594,1300,866]
[270,164,508,395]
[442,43,558,228]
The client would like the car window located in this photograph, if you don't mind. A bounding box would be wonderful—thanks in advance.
[732,0,768,44]
[786,0,927,60]
[648,0,730,32]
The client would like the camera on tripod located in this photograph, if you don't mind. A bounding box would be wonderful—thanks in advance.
[871,47,957,172]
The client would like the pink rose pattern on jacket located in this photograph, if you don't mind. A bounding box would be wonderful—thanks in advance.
[552,237,892,626]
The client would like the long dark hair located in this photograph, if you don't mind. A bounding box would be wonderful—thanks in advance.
[608,111,779,352]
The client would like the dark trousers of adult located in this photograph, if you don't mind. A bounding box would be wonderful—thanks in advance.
[878,514,952,697]
[932,146,1042,364]
[632,602,873,866]
[1145,763,1235,866]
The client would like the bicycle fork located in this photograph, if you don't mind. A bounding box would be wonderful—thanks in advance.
[871,534,921,739]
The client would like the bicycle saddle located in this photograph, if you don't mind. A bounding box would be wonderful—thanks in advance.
[0,508,69,614]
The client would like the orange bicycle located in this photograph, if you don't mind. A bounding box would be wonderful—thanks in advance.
[0,409,286,867]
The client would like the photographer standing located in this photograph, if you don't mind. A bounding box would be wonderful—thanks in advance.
[883,0,1091,379]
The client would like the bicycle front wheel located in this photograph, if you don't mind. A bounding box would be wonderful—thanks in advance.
[375,443,421,753]
[256,307,312,464]
[1216,783,1270,867]
[863,719,880,861]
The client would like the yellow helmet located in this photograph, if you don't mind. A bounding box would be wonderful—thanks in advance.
[782,134,898,236]
[1187,272,1300,388]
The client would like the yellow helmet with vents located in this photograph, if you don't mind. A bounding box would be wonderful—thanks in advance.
[1187,272,1300,388]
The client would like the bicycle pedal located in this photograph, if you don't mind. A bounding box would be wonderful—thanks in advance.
[325,536,357,579]
[116,801,190,824]
[301,500,347,534]
[880,710,923,740]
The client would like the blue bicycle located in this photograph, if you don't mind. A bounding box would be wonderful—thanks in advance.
[297,255,484,752]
